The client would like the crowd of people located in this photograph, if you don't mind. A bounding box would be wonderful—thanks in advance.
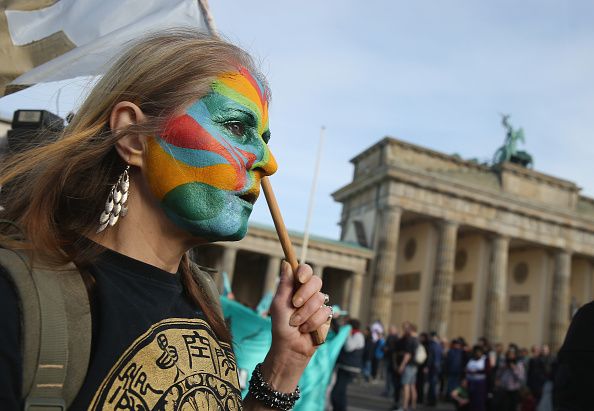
[329,318,556,411]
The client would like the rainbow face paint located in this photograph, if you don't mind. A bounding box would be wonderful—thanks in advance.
[145,68,277,241]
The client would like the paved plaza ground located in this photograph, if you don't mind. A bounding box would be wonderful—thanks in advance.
[346,379,455,411]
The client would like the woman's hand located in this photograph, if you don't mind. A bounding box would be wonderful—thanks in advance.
[260,261,331,392]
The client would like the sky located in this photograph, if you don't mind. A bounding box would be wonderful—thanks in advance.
[1,0,593,240]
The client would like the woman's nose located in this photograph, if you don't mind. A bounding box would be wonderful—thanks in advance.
[254,144,278,177]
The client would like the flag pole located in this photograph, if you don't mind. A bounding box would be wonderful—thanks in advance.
[197,0,219,37]
[299,126,325,264]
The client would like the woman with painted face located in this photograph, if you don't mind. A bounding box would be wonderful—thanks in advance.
[0,30,331,411]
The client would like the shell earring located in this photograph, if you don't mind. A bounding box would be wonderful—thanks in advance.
[97,165,130,233]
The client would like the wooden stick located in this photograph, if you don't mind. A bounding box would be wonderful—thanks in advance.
[261,176,329,345]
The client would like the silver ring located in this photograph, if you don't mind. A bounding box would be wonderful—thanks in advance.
[326,305,334,321]
[323,293,330,304]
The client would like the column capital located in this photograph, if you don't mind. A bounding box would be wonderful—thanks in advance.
[437,219,459,230]
[491,233,511,242]
[555,248,574,256]
[378,202,402,213]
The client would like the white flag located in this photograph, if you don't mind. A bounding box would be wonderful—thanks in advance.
[4,0,210,87]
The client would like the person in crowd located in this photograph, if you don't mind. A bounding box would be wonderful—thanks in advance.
[393,322,419,411]
[466,345,489,411]
[362,326,374,382]
[494,342,506,369]
[540,344,554,381]
[527,345,547,404]
[374,330,386,380]
[331,318,365,411]
[426,331,443,407]
[554,300,594,411]
[445,338,465,399]
[416,332,430,405]
[477,337,490,353]
[536,344,555,411]
[508,343,520,353]
[392,324,410,406]
[476,337,497,410]
[383,325,400,397]
[494,348,525,411]
[371,318,384,342]
[439,337,450,399]
[0,30,332,410]
[451,378,471,411]
[520,386,537,411]
[519,347,531,373]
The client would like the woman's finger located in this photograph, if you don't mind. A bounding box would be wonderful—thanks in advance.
[289,291,326,327]
[294,264,313,284]
[291,272,321,308]
[299,305,332,333]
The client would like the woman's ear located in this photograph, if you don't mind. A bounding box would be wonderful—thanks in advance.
[110,101,147,168]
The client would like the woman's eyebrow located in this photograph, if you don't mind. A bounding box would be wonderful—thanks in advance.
[229,107,258,124]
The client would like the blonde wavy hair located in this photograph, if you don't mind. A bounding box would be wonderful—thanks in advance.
[0,29,267,342]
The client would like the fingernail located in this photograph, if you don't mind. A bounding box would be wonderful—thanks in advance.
[289,314,301,327]
[281,261,291,278]
[293,297,303,307]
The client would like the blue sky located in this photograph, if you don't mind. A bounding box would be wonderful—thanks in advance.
[2,1,593,240]
[210,0,594,239]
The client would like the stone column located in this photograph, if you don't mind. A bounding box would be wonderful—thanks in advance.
[220,247,238,285]
[369,205,402,326]
[349,272,364,318]
[341,275,353,309]
[313,264,325,281]
[550,249,572,351]
[585,261,594,304]
[428,220,458,337]
[484,235,510,343]
[263,256,282,296]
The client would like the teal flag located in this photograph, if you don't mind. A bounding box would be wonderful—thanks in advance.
[221,297,351,411]
[222,271,232,296]
[256,291,274,316]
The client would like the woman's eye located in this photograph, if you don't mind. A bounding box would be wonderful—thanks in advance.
[224,121,245,137]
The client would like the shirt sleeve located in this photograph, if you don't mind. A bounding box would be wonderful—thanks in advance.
[344,332,365,352]
[0,269,23,410]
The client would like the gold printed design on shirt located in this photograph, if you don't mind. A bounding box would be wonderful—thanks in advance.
[89,318,241,411]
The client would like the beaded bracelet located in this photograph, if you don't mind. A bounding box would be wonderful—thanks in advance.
[248,363,301,410]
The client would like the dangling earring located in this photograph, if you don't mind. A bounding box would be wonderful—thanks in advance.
[97,165,130,233]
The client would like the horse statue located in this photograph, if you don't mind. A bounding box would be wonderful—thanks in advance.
[492,114,533,168]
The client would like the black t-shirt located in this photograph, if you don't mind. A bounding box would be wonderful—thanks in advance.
[0,248,241,411]
[554,301,594,411]
[394,336,409,366]
[404,336,418,358]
